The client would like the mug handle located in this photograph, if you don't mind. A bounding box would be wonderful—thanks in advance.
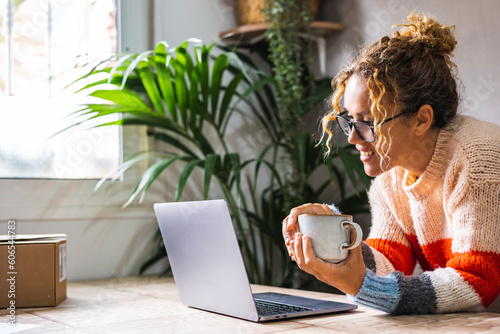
[340,221,363,250]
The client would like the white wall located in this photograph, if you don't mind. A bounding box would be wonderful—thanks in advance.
[154,0,500,126]
[320,0,500,126]
[152,0,238,47]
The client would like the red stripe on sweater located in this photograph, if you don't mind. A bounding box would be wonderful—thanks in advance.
[365,238,416,275]
[406,234,433,271]
[447,251,500,307]
[411,237,499,307]
[409,236,454,271]
[368,235,500,307]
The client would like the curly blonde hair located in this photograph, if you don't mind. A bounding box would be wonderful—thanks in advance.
[322,13,459,164]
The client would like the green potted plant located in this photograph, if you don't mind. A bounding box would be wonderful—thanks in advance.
[65,36,370,287]
[65,39,295,283]
[216,0,373,288]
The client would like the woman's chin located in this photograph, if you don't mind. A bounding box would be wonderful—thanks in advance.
[362,161,383,177]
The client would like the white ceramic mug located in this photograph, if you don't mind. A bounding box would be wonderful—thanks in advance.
[298,214,363,263]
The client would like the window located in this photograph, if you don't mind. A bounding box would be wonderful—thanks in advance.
[0,0,120,179]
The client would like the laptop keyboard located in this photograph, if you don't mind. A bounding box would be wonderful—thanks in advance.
[254,299,313,316]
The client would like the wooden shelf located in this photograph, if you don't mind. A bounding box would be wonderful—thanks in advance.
[219,21,344,43]
[219,21,344,75]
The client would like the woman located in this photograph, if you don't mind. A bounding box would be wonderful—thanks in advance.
[282,13,500,314]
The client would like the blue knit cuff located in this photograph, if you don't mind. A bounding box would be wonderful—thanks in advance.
[347,269,438,315]
[347,269,400,314]
[324,203,341,214]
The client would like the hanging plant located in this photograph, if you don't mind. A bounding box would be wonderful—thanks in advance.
[263,0,317,209]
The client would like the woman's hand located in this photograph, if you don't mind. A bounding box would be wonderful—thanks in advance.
[282,203,366,296]
[282,203,333,260]
[291,232,366,296]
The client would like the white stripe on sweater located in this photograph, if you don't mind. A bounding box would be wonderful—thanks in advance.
[428,267,483,313]
[371,247,396,277]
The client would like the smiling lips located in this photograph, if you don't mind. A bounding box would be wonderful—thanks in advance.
[359,150,375,162]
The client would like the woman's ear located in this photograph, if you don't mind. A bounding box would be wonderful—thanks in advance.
[414,104,434,136]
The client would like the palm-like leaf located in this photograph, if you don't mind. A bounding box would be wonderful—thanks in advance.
[63,39,371,287]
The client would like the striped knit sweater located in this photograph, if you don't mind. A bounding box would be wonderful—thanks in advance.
[347,115,500,314]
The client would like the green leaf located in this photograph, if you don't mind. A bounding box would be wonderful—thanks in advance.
[175,159,202,201]
[139,248,168,275]
[174,69,188,128]
[188,74,200,130]
[95,152,169,191]
[138,59,165,114]
[154,132,198,159]
[297,132,308,174]
[155,41,169,55]
[338,192,370,214]
[227,153,241,197]
[76,75,142,93]
[218,73,243,128]
[123,156,181,207]
[120,50,154,89]
[198,44,210,111]
[210,53,228,117]
[225,51,252,83]
[176,46,194,76]
[203,154,219,199]
[229,74,279,139]
[324,153,345,200]
[337,146,362,195]
[251,143,275,182]
[155,47,177,120]
[90,89,151,109]
[193,130,214,155]
[108,53,136,84]
[344,145,372,189]
[93,115,186,137]
[137,157,180,202]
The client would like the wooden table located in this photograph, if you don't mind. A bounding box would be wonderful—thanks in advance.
[1,276,499,333]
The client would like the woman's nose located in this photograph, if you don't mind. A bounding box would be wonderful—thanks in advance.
[347,128,363,144]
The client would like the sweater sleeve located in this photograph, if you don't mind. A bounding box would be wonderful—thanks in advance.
[350,138,500,314]
[362,175,417,277]
[350,178,443,314]
[350,175,433,314]
[435,150,500,312]
[352,175,500,314]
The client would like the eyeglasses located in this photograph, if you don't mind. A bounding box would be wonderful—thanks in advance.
[335,111,411,143]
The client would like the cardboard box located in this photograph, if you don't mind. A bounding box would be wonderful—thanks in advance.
[0,234,67,308]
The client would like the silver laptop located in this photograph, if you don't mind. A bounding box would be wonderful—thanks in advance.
[153,199,357,322]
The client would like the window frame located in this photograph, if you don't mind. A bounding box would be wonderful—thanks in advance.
[0,0,163,222]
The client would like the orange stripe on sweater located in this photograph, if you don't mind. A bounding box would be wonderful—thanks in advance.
[368,236,500,307]
[447,251,500,307]
[412,238,498,307]
[406,234,433,271]
[365,238,416,275]
[409,237,454,271]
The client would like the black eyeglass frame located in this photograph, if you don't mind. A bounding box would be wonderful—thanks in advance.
[335,111,413,143]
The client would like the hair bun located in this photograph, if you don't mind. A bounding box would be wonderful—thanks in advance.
[394,13,457,56]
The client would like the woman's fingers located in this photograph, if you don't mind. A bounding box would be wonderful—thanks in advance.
[291,231,367,295]
[283,203,337,263]
[302,235,317,264]
[282,216,295,259]
[293,233,305,266]
[293,234,322,276]
[301,235,328,277]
